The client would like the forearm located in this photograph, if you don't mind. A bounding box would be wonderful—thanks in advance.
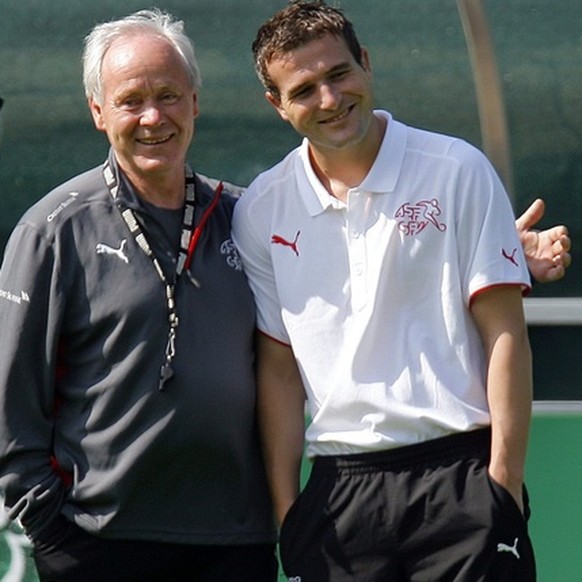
[486,325,533,493]
[260,388,305,525]
[471,286,533,510]
[256,333,306,525]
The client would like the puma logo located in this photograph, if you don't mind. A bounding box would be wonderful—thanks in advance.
[96,239,129,264]
[502,248,519,267]
[497,537,520,559]
[271,231,300,256]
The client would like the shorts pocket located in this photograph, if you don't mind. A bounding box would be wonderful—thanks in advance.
[486,474,529,523]
[279,488,306,549]
[279,470,337,571]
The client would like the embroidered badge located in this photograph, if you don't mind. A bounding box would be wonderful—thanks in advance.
[220,239,243,271]
[395,198,447,236]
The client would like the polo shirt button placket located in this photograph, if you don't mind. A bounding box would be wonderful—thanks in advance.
[347,190,367,311]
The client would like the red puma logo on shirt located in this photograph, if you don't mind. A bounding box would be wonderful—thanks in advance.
[502,247,519,266]
[271,231,301,256]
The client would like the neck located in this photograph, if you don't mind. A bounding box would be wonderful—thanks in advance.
[132,172,186,210]
[309,114,387,203]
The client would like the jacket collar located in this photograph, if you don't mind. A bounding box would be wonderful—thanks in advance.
[104,149,214,212]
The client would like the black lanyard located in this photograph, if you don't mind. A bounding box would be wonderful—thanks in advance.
[103,160,205,391]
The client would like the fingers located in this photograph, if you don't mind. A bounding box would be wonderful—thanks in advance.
[546,264,566,282]
[549,228,571,265]
[515,198,545,232]
[543,225,569,244]
[559,232,572,254]
[557,244,572,271]
[547,236,571,281]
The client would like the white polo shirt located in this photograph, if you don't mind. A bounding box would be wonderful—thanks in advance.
[233,110,530,457]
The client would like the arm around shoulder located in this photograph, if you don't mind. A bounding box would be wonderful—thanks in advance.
[516,198,572,283]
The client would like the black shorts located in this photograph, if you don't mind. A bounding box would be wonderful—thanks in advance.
[31,516,278,582]
[280,428,536,581]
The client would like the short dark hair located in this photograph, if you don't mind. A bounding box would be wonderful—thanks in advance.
[252,1,363,97]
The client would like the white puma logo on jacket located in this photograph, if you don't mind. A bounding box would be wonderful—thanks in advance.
[96,239,129,264]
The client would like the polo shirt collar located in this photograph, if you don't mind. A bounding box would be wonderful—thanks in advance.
[295,110,407,216]
[360,110,406,194]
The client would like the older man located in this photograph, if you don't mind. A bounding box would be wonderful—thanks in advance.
[0,10,276,582]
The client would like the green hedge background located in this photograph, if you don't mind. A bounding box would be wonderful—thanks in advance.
[1,2,581,580]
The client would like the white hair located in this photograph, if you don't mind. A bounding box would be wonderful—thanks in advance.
[82,9,201,104]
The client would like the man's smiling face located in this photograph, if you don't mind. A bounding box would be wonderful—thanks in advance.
[265,33,375,155]
[89,33,198,186]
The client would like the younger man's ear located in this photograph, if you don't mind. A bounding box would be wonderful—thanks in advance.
[360,47,372,73]
[265,90,290,122]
